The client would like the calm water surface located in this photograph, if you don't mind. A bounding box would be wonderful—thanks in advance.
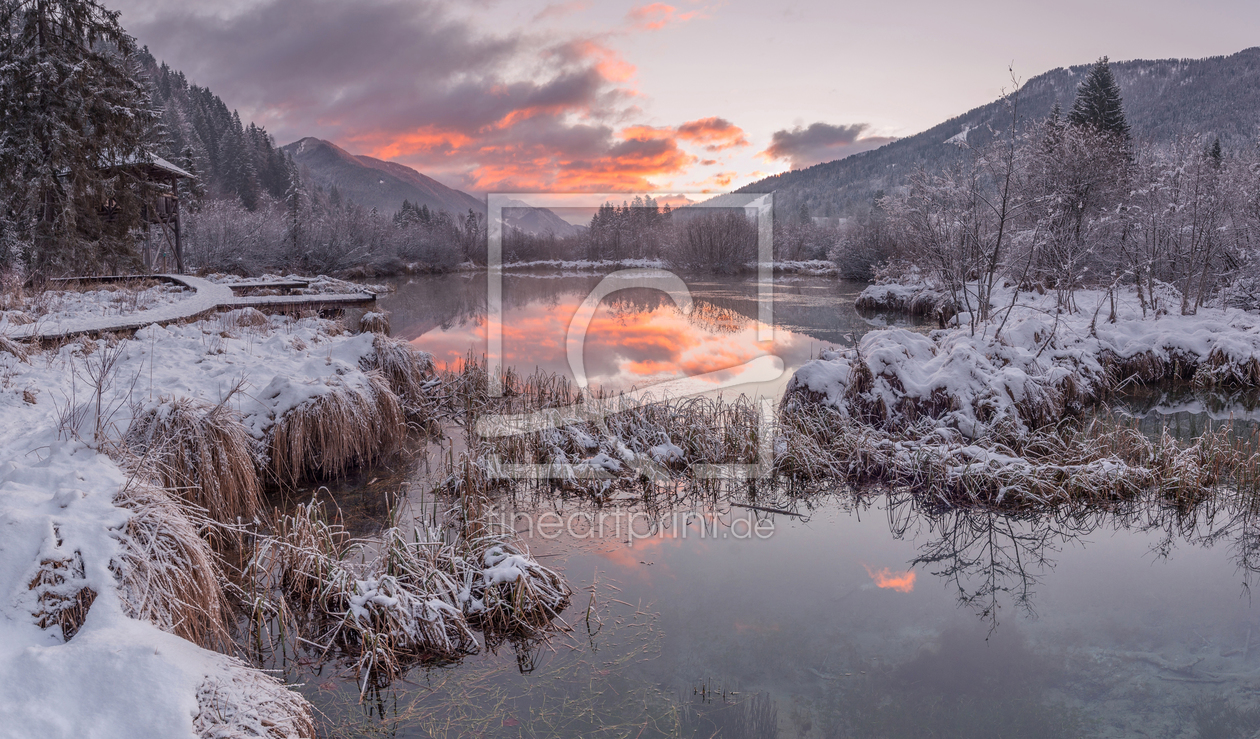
[288,273,1260,738]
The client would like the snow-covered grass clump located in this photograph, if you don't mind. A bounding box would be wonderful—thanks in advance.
[0,308,446,737]
[247,497,570,692]
[784,285,1260,505]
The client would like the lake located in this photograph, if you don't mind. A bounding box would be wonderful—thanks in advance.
[276,272,1260,738]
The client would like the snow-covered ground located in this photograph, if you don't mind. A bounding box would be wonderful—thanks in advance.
[1,281,191,332]
[201,272,391,295]
[0,312,388,738]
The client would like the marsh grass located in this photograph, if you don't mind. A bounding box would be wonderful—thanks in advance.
[246,483,572,689]
[125,394,263,525]
[249,500,477,690]
[268,371,405,487]
[358,334,437,425]
[112,469,232,649]
[424,357,1260,510]
[358,311,390,335]
[28,551,96,640]
[0,334,29,361]
[193,663,316,739]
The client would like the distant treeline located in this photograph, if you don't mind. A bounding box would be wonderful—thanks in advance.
[183,192,842,276]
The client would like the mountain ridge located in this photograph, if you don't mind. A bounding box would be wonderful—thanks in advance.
[734,47,1260,219]
[282,137,583,236]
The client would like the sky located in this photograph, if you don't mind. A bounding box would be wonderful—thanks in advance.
[113,0,1260,196]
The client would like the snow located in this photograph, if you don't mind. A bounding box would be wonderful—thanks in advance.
[0,273,381,343]
[0,310,390,737]
[792,283,1260,441]
[0,282,191,331]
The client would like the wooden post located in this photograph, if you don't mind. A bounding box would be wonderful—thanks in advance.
[172,173,184,274]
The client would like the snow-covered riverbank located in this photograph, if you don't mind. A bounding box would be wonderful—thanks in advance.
[0,300,565,738]
[783,281,1260,504]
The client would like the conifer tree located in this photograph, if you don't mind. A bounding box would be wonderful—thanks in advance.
[1068,57,1131,141]
[0,0,158,273]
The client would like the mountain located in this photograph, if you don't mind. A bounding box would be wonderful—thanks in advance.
[282,137,483,216]
[734,47,1260,219]
[281,138,584,236]
[500,199,585,238]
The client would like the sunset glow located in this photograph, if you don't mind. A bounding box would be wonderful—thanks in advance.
[412,296,787,392]
[862,564,917,593]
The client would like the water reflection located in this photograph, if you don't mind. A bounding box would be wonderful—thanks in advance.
[304,273,1260,737]
[1113,384,1260,441]
[283,464,1260,737]
[379,273,923,398]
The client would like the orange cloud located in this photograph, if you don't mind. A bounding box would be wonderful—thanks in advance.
[676,117,749,151]
[862,564,916,593]
[569,38,637,84]
[625,3,704,31]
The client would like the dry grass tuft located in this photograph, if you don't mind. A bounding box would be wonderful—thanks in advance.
[125,396,263,524]
[1,309,35,325]
[224,307,271,328]
[112,473,231,649]
[1,335,29,361]
[359,311,391,335]
[193,661,315,739]
[453,532,572,640]
[358,334,437,423]
[267,371,405,486]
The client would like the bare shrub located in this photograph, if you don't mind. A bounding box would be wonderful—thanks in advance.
[667,211,757,274]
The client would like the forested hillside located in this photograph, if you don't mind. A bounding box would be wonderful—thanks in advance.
[737,47,1260,219]
[138,48,291,209]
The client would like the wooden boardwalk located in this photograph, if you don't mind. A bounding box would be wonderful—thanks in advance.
[8,274,375,342]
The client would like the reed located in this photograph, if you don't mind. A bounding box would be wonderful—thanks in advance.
[124,395,263,524]
[112,471,231,649]
[267,371,405,486]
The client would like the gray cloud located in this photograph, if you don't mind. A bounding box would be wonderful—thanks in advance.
[761,122,894,169]
[124,0,664,190]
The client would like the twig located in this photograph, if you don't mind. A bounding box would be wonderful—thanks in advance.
[730,502,805,517]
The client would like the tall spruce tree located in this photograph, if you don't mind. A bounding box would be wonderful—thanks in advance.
[0,0,157,274]
[1068,57,1131,141]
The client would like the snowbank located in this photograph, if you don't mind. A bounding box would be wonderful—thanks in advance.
[792,286,1260,440]
[0,312,398,737]
[784,285,1260,503]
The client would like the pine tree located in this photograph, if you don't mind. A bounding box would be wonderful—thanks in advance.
[0,0,158,273]
[1209,137,1223,165]
[1068,57,1131,141]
